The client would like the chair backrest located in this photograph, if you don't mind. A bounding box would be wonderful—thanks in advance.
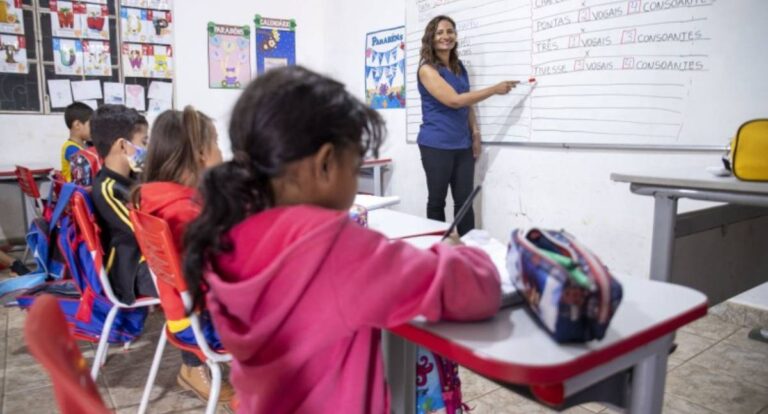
[129,209,189,298]
[70,189,119,302]
[14,165,41,199]
[24,294,111,414]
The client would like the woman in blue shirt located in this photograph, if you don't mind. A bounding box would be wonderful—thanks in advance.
[417,15,517,234]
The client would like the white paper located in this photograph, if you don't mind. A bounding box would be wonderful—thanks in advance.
[462,230,515,293]
[71,80,103,101]
[103,82,125,104]
[148,81,173,101]
[48,79,73,108]
[82,100,98,110]
[147,98,171,117]
[125,84,146,111]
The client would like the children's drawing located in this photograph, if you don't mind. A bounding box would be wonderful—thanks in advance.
[0,34,27,73]
[0,0,24,35]
[150,44,173,78]
[208,22,251,89]
[82,4,109,40]
[50,1,84,38]
[83,40,111,76]
[122,43,148,77]
[53,37,83,75]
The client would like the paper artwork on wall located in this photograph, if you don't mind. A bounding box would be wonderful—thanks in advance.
[0,34,27,73]
[48,79,73,108]
[50,1,85,38]
[254,15,295,76]
[53,37,83,75]
[82,39,111,76]
[365,26,405,109]
[103,81,125,104]
[208,22,251,89]
[125,83,145,111]
[0,0,24,35]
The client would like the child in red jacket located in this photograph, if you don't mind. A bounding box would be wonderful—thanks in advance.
[133,106,233,403]
[182,66,502,414]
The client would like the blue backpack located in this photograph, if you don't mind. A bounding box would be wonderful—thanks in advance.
[0,183,72,299]
[15,184,148,344]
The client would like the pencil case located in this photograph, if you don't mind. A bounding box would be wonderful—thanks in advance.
[507,229,623,343]
[730,119,768,182]
[348,204,368,227]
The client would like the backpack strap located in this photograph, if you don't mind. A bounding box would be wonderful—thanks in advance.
[49,183,78,234]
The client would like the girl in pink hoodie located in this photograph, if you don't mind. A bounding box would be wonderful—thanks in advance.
[183,66,502,414]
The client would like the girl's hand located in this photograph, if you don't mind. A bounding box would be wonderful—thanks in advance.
[441,230,464,246]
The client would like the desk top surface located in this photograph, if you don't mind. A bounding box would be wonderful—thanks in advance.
[368,209,449,239]
[392,275,707,385]
[611,165,768,195]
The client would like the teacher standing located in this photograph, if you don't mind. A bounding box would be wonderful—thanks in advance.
[417,15,516,235]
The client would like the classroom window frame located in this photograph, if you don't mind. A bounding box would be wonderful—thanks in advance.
[0,0,174,114]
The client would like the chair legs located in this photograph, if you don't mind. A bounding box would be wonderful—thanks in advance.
[138,323,168,414]
[91,305,119,380]
[206,361,222,414]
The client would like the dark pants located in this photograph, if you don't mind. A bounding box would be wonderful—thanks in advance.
[419,145,475,235]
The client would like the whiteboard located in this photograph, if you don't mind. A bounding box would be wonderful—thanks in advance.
[405,0,768,149]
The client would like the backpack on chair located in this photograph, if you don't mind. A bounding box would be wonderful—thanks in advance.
[16,184,148,344]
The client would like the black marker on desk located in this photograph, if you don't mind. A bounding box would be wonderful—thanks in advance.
[441,185,482,241]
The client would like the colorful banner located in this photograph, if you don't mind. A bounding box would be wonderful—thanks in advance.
[82,39,111,76]
[254,15,295,75]
[365,26,405,109]
[0,0,24,35]
[53,37,84,75]
[208,22,251,89]
[82,3,110,40]
[0,34,27,73]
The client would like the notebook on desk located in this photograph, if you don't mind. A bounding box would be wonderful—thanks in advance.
[404,231,523,309]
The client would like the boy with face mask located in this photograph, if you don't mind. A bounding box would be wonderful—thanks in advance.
[91,104,156,303]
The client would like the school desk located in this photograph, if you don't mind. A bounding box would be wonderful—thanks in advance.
[353,194,401,210]
[0,164,53,245]
[367,208,448,239]
[371,214,706,414]
[360,158,392,196]
[611,165,768,282]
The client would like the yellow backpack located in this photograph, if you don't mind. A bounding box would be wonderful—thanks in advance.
[730,119,768,181]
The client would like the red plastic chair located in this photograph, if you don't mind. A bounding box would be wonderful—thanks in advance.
[24,294,111,414]
[129,209,231,414]
[14,165,45,217]
[70,191,160,380]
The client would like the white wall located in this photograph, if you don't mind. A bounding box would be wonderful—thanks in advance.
[324,0,720,279]
[173,0,329,158]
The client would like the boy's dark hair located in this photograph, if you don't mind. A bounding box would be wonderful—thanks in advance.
[183,65,385,309]
[133,114,149,133]
[90,104,141,158]
[64,102,94,129]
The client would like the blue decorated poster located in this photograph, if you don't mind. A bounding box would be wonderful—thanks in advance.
[365,26,405,109]
[254,15,295,75]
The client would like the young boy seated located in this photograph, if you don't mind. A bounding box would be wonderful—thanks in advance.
[61,102,94,182]
[69,114,148,187]
[89,104,155,303]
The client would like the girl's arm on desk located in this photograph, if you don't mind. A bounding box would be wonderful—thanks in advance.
[326,221,502,329]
